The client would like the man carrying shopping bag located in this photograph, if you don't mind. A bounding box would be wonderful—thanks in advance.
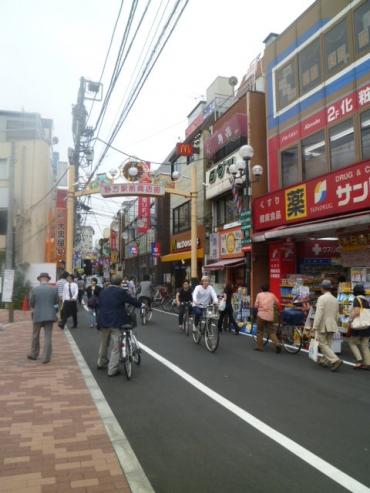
[312,280,343,371]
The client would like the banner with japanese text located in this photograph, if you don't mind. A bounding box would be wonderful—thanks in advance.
[138,162,151,234]
[253,160,370,231]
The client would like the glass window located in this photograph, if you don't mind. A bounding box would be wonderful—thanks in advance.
[302,131,326,180]
[172,201,190,234]
[329,119,355,170]
[299,39,321,94]
[281,147,300,187]
[0,159,8,179]
[276,60,298,109]
[0,210,7,235]
[215,194,238,226]
[361,110,370,159]
[324,20,350,75]
[354,0,370,55]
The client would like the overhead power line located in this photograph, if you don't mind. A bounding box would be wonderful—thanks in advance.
[85,0,189,188]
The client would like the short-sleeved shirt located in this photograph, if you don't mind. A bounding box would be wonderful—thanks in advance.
[178,288,192,303]
[352,296,370,337]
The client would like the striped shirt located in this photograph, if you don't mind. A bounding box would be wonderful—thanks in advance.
[56,279,66,299]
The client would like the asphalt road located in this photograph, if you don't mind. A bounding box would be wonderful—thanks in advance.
[69,305,370,493]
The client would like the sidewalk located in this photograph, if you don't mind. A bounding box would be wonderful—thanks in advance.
[0,310,132,493]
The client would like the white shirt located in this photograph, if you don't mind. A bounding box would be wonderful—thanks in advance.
[192,285,218,307]
[62,282,79,302]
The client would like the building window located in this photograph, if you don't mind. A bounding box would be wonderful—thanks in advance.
[361,109,370,159]
[215,193,238,226]
[299,39,321,94]
[281,147,300,187]
[329,119,356,171]
[324,20,350,75]
[302,131,326,180]
[354,0,370,55]
[6,119,38,140]
[276,59,298,109]
[172,201,190,234]
[0,159,8,179]
[0,210,7,235]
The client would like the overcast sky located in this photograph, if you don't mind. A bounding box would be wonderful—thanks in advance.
[1,0,313,233]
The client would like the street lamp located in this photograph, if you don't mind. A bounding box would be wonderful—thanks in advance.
[228,144,263,298]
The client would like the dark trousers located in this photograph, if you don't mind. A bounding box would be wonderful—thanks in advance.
[61,300,77,327]
[78,290,84,303]
[178,304,192,325]
[218,303,237,332]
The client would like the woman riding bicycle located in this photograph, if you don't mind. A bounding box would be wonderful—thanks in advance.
[137,274,153,311]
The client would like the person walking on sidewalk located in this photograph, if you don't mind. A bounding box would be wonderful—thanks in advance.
[28,272,59,364]
[59,273,79,329]
[312,279,343,371]
[348,284,370,370]
[56,271,68,321]
[86,277,102,328]
[97,275,141,376]
[254,285,282,352]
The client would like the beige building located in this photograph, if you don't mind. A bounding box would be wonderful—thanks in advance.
[0,110,55,269]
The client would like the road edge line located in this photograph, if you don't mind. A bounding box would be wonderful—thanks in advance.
[64,327,155,493]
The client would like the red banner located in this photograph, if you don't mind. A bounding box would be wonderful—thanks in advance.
[254,160,370,231]
[138,163,151,233]
[269,242,296,299]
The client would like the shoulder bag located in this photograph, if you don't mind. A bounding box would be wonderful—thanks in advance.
[351,297,370,330]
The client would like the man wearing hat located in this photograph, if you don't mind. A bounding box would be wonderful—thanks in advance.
[312,279,343,371]
[28,272,59,364]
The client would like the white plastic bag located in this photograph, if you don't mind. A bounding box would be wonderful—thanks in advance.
[308,335,319,362]
[218,298,226,312]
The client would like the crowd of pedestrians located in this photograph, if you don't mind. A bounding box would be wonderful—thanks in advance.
[27,270,370,374]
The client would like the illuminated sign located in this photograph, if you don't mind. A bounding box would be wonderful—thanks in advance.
[176,143,194,157]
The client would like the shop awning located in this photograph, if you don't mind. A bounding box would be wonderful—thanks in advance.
[204,258,245,270]
[252,213,370,242]
[160,248,204,263]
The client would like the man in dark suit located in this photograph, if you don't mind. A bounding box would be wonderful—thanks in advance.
[28,272,59,364]
[97,275,141,376]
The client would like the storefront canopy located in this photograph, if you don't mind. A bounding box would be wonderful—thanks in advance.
[160,248,204,263]
[204,258,245,270]
[253,213,370,242]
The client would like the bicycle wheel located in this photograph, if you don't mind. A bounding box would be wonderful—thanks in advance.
[123,338,133,379]
[132,337,141,365]
[192,319,202,344]
[183,310,189,336]
[205,319,219,352]
[140,308,147,325]
[280,324,302,354]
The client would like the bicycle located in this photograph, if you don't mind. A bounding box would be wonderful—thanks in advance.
[139,299,152,325]
[118,323,141,380]
[192,305,219,352]
[252,316,303,354]
[179,301,193,336]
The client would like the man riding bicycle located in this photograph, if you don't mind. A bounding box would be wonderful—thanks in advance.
[192,276,218,330]
[176,279,193,330]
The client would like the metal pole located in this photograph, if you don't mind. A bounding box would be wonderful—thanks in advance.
[244,158,251,297]
[190,165,198,286]
[66,165,75,274]
[5,142,15,322]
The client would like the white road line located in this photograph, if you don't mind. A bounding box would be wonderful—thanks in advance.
[140,342,370,493]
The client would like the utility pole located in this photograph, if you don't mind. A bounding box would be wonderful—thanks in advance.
[190,165,198,286]
[5,142,16,322]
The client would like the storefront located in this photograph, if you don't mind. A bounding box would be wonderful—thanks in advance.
[160,225,205,288]
[205,225,246,290]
